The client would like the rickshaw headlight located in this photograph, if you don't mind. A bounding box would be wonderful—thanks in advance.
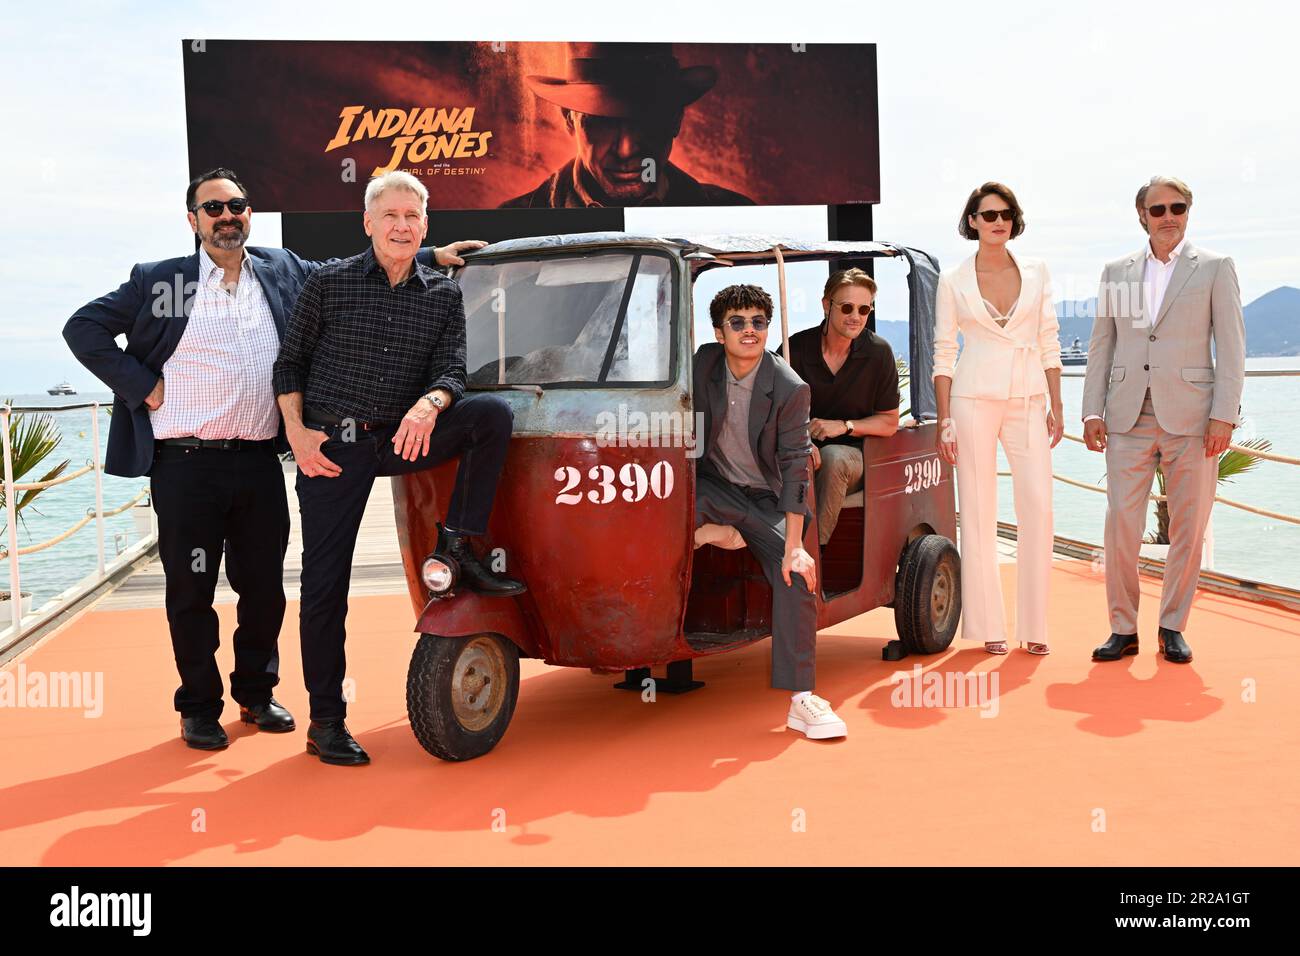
[421,556,457,594]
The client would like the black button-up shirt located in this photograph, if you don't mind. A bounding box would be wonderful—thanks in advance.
[788,323,899,447]
[272,247,466,424]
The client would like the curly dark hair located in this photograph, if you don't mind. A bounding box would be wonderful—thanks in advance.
[186,167,249,211]
[709,284,774,328]
[959,182,1025,240]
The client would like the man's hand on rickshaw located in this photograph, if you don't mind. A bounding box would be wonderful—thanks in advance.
[393,400,438,461]
[288,424,342,479]
[783,546,817,592]
[694,522,745,550]
[936,417,958,465]
[810,444,821,471]
[434,240,488,267]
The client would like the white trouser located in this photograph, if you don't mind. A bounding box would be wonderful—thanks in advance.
[951,394,1053,645]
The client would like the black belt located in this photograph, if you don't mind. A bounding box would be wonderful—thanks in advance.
[157,437,276,451]
[302,408,390,432]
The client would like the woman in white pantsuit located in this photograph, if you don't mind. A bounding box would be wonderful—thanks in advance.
[934,182,1064,655]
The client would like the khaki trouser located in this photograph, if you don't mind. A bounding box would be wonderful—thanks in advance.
[1104,391,1217,634]
[814,443,864,546]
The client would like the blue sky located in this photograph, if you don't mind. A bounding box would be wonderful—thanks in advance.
[2,0,1297,392]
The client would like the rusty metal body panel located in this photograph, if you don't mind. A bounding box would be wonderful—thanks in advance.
[393,232,956,667]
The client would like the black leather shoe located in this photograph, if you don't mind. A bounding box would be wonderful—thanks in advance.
[435,527,527,597]
[305,719,370,766]
[1158,627,1193,663]
[239,698,296,733]
[1092,633,1139,662]
[180,715,229,750]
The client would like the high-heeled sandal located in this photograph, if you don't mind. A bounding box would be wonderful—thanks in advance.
[1021,641,1050,655]
[984,641,1009,655]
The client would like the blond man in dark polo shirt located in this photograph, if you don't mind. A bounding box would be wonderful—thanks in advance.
[788,268,900,546]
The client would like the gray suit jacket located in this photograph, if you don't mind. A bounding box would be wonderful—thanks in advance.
[1082,242,1245,436]
[693,343,812,516]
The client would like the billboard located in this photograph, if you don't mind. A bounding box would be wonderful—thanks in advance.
[182,40,880,212]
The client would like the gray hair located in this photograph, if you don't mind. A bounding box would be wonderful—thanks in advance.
[364,171,429,213]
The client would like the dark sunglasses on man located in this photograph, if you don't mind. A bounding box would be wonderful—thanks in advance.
[831,301,874,317]
[976,209,1015,222]
[193,198,250,216]
[1146,202,1188,218]
[725,315,770,332]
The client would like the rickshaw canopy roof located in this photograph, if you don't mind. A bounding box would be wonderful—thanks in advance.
[460,231,941,421]
[464,231,900,262]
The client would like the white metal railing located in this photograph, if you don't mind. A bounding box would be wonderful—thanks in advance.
[1,401,157,648]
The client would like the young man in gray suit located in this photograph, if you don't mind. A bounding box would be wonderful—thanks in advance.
[1082,175,1246,663]
[692,284,846,739]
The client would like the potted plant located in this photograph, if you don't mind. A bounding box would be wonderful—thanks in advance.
[1139,436,1270,563]
[1,403,69,620]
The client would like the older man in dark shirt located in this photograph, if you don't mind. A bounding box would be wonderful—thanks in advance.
[273,171,523,766]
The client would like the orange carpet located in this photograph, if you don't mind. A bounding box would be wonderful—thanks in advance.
[1,560,1297,866]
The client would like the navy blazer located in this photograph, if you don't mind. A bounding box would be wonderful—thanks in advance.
[693,342,813,516]
[63,245,437,478]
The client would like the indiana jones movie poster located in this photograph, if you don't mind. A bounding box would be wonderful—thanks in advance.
[182,40,880,212]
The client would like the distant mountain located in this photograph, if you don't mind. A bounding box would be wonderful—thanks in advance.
[1241,286,1300,356]
[875,286,1299,360]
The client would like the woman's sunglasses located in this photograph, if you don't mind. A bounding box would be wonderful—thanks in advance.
[975,209,1015,222]
[194,198,250,217]
[1146,203,1188,218]
[725,316,770,332]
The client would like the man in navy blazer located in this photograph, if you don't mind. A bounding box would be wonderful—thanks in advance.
[64,167,481,750]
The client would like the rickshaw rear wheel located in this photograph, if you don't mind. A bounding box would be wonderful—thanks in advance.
[894,535,961,655]
[407,633,520,761]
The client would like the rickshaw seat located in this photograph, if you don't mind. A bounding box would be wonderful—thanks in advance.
[842,490,864,509]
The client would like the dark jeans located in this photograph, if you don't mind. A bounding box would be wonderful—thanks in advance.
[150,442,290,720]
[296,393,513,720]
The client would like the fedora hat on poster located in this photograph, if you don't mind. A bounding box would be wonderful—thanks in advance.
[524,42,718,118]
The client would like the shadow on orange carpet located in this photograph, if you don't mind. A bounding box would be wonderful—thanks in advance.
[1,560,1297,866]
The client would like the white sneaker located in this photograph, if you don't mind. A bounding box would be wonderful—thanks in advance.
[786,694,847,739]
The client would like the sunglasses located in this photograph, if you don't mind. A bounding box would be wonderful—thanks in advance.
[194,198,250,217]
[975,209,1015,222]
[725,316,770,333]
[831,301,874,317]
[1146,202,1188,218]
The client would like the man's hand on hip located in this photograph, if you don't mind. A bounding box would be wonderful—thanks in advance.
[288,424,342,478]
[393,401,438,461]
[1204,418,1233,458]
[143,378,165,410]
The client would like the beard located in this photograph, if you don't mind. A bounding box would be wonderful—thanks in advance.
[206,219,248,250]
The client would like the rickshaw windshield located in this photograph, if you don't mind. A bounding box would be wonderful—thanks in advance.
[460,251,674,388]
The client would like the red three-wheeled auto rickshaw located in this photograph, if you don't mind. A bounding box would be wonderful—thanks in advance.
[392,233,960,760]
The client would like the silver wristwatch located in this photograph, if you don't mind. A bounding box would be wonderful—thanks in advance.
[844,420,854,437]
[423,392,447,411]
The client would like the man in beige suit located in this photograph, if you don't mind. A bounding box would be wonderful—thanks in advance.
[1082,175,1245,663]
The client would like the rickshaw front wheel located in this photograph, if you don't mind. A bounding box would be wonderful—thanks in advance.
[894,535,962,655]
[407,633,520,761]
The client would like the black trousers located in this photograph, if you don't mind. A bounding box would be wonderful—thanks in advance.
[296,393,513,720]
[149,442,290,720]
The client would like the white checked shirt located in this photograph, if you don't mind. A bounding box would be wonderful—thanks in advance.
[149,247,282,440]
[1144,236,1187,328]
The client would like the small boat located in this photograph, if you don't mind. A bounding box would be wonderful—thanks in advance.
[1061,337,1087,366]
[47,380,77,396]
